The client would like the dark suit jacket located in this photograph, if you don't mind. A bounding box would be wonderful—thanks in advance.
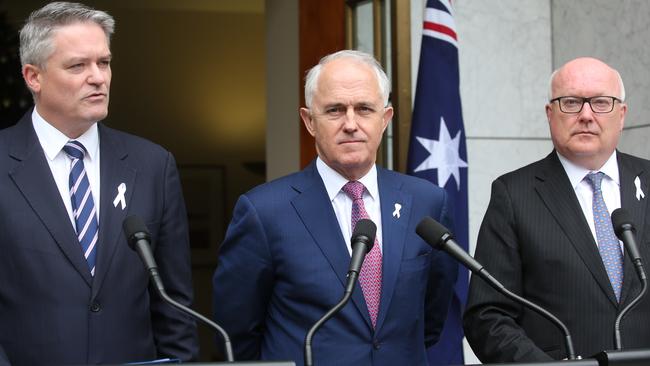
[212,162,458,366]
[464,151,650,362]
[0,111,198,365]
[0,346,8,366]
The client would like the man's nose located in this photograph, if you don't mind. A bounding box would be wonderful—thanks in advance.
[87,63,107,84]
[342,107,358,129]
[578,101,595,121]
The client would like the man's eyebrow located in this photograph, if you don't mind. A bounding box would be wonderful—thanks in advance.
[65,56,89,64]
[65,54,113,64]
[322,102,345,109]
[355,102,376,107]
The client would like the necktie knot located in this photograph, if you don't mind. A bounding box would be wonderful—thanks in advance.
[586,171,605,191]
[342,181,365,201]
[63,140,87,161]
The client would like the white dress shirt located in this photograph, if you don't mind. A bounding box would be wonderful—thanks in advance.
[557,151,621,249]
[316,157,383,255]
[32,108,101,230]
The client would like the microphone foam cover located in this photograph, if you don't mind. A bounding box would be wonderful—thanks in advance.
[122,215,150,249]
[611,208,635,237]
[416,216,450,250]
[353,219,377,251]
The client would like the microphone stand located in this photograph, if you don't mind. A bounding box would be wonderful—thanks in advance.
[145,261,235,362]
[416,216,577,360]
[610,209,649,351]
[304,272,359,366]
[613,264,648,350]
[125,216,235,362]
[477,269,577,360]
[304,220,375,366]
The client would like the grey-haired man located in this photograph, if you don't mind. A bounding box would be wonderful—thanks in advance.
[0,2,198,364]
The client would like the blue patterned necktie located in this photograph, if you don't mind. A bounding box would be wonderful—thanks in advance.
[63,141,99,276]
[586,172,623,301]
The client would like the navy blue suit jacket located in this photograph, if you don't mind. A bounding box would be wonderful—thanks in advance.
[0,112,198,365]
[213,162,457,366]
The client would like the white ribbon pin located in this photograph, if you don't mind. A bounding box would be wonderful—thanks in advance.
[392,203,402,218]
[113,183,127,210]
[635,176,645,201]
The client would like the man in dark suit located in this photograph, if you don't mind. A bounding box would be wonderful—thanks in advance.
[464,57,650,362]
[212,50,457,366]
[0,2,198,364]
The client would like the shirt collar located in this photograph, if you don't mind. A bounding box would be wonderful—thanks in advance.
[316,157,379,201]
[556,150,620,189]
[32,108,99,162]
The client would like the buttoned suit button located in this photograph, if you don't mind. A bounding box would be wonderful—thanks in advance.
[90,301,101,312]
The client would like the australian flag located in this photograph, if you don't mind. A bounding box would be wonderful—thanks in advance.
[406,0,468,365]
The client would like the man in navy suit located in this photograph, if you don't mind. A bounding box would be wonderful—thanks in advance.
[212,50,457,366]
[0,2,198,364]
[464,57,650,362]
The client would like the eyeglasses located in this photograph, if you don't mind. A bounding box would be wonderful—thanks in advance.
[549,96,622,114]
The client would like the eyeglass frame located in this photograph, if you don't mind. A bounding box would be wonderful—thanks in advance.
[549,96,623,114]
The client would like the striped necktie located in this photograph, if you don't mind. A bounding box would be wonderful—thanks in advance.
[63,140,99,276]
[342,181,382,328]
[585,172,623,301]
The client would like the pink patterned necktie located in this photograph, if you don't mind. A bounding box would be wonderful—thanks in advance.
[342,181,382,328]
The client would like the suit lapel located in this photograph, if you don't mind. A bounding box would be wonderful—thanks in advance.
[8,115,92,286]
[291,163,373,328]
[617,152,647,305]
[91,125,136,297]
[535,152,619,306]
[374,168,411,332]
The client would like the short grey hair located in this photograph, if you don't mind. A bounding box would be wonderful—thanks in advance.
[304,50,391,109]
[547,67,626,101]
[19,1,115,69]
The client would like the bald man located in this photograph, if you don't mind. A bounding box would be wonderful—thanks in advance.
[464,57,650,362]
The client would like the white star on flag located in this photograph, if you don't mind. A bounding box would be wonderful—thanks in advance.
[413,117,468,190]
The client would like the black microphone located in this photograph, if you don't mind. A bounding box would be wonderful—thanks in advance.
[123,215,235,362]
[612,208,647,281]
[415,216,577,361]
[611,208,648,350]
[304,219,376,366]
[344,219,377,293]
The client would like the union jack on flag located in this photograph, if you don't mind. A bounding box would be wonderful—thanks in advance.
[407,0,468,365]
[423,0,458,47]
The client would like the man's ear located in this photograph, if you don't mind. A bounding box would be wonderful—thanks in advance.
[382,106,393,133]
[545,103,553,125]
[22,64,42,94]
[618,102,627,132]
[300,107,316,137]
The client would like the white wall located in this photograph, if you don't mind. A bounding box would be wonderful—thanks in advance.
[266,0,300,181]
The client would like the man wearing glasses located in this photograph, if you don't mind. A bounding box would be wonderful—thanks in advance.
[464,57,650,362]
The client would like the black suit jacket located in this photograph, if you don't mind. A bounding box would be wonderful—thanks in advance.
[0,111,198,365]
[464,151,650,362]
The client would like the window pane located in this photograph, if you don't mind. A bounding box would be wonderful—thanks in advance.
[354,0,374,54]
